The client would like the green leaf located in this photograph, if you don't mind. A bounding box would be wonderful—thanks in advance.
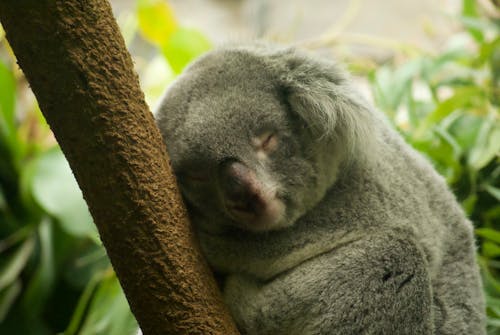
[433,125,462,158]
[487,317,500,327]
[483,241,500,258]
[459,16,495,34]
[0,186,5,211]
[462,0,478,18]
[0,236,35,291]
[77,272,137,335]
[486,294,500,315]
[370,59,423,117]
[476,228,500,244]
[414,86,484,139]
[479,256,500,295]
[406,99,435,130]
[449,113,484,151]
[64,244,109,288]
[161,27,212,74]
[25,148,97,239]
[461,193,477,215]
[469,115,500,170]
[0,59,19,165]
[21,218,55,315]
[461,0,483,42]
[484,206,500,222]
[0,225,35,254]
[0,280,21,322]
[484,185,500,202]
[0,59,16,136]
[491,38,500,93]
[410,127,462,184]
[137,0,177,46]
[432,48,470,68]
[65,272,102,335]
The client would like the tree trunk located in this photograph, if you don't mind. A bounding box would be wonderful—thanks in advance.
[0,1,239,334]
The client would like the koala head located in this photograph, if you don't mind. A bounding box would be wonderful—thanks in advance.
[155,44,376,233]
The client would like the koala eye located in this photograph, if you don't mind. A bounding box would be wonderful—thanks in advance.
[179,172,210,184]
[253,132,278,155]
[262,133,277,151]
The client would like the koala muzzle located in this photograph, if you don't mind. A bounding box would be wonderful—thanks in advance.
[218,160,266,221]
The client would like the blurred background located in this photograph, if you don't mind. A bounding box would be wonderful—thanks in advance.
[0,0,498,334]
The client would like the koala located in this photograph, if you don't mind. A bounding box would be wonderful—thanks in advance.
[155,43,485,335]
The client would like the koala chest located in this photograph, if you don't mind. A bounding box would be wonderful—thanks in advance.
[223,271,313,334]
[221,249,340,335]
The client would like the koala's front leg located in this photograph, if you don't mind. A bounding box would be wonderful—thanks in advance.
[224,232,434,335]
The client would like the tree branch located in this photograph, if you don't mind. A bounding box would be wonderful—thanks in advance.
[0,1,238,334]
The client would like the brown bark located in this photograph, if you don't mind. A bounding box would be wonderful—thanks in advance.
[0,1,239,334]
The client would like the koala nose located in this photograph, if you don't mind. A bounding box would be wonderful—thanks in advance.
[218,160,265,219]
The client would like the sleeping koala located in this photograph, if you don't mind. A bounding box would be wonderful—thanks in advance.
[155,43,485,335]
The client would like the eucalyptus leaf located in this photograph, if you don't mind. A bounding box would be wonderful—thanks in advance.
[461,194,478,215]
[449,113,484,151]
[487,317,500,327]
[486,295,500,312]
[461,0,479,18]
[0,236,35,291]
[162,27,212,74]
[65,272,102,335]
[137,0,177,46]
[370,60,422,116]
[469,118,500,170]
[77,272,137,335]
[0,185,5,211]
[483,241,500,258]
[485,206,500,221]
[476,228,500,244]
[21,218,54,315]
[479,257,500,296]
[414,86,484,138]
[0,59,15,134]
[461,0,483,42]
[27,148,96,239]
[0,280,21,322]
[64,244,109,288]
[0,59,17,157]
[484,185,500,202]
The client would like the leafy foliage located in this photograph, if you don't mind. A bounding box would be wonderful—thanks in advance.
[0,0,498,334]
[137,0,211,75]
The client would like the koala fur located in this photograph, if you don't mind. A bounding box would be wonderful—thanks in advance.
[155,43,486,335]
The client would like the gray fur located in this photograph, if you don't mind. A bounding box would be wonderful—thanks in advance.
[155,43,485,335]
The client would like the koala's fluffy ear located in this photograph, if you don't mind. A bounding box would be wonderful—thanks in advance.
[271,49,379,159]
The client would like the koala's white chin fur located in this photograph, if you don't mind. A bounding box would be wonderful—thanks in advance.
[227,195,286,232]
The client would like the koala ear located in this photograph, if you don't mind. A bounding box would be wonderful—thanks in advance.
[274,50,379,158]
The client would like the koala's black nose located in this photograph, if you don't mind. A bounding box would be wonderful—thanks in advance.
[218,160,265,219]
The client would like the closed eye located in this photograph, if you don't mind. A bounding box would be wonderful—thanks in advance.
[180,172,210,183]
[261,133,277,151]
[253,132,278,153]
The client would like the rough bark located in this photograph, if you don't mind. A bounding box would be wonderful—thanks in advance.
[0,1,239,334]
